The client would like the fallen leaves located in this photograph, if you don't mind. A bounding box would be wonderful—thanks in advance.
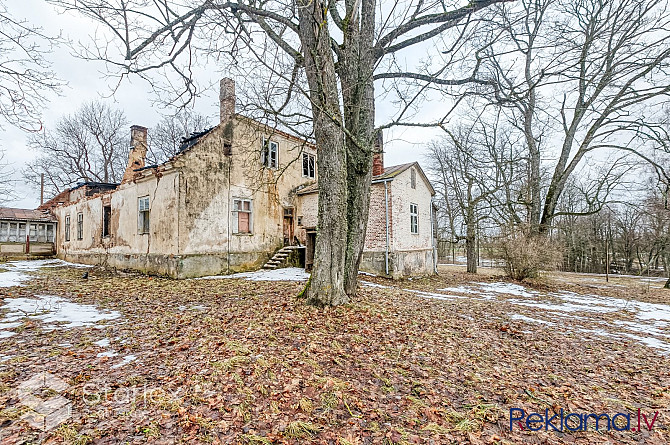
[0,265,668,444]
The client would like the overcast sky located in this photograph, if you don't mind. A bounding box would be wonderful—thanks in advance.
[2,0,441,209]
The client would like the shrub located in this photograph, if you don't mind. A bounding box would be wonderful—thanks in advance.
[495,227,563,280]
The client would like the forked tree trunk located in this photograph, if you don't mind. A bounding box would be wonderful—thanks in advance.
[342,0,376,297]
[298,0,349,306]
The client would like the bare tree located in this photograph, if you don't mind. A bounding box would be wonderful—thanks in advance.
[48,0,506,306]
[25,101,128,198]
[428,115,520,273]
[0,1,62,130]
[0,149,15,204]
[148,110,211,165]
[474,0,670,234]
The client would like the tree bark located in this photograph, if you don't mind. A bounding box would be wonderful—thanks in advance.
[341,0,376,297]
[297,0,349,306]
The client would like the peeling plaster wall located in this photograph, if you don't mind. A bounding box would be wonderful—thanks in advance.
[53,116,318,278]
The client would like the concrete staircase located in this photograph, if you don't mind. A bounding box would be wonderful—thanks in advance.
[263,245,301,269]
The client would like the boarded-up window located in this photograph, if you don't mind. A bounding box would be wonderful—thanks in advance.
[261,139,279,169]
[410,203,419,234]
[233,199,252,234]
[65,216,71,242]
[77,213,83,240]
[138,196,150,234]
[302,152,315,178]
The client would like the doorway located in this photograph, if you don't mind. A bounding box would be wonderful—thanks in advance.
[283,207,294,245]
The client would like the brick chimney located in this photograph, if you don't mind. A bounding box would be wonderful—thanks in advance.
[122,125,148,183]
[220,78,236,124]
[372,130,384,176]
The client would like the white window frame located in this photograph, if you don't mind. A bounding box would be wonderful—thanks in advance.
[64,215,71,242]
[410,203,419,234]
[76,213,84,240]
[138,196,150,234]
[232,198,253,234]
[302,152,316,179]
[261,138,279,169]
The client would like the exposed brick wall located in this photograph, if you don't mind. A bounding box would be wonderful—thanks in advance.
[364,182,392,250]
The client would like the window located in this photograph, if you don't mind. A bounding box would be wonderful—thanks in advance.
[37,224,47,242]
[8,223,17,242]
[410,203,419,234]
[261,139,279,169]
[103,206,111,237]
[138,196,150,234]
[29,224,37,242]
[411,168,416,189]
[76,213,84,240]
[233,199,252,234]
[0,222,8,242]
[18,224,26,242]
[65,216,71,242]
[302,152,316,178]
[46,224,54,243]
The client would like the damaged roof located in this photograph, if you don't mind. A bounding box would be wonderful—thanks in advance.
[0,207,56,222]
[177,127,215,154]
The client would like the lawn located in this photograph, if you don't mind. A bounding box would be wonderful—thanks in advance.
[0,261,668,444]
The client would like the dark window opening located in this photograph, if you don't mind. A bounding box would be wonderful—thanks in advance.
[103,206,111,237]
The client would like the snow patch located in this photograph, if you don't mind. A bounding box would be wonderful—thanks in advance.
[361,281,391,289]
[94,338,111,348]
[1,295,121,329]
[112,355,137,369]
[509,314,555,325]
[0,259,92,287]
[200,267,310,282]
[97,350,118,358]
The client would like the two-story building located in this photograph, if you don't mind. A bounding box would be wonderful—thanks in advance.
[43,78,437,278]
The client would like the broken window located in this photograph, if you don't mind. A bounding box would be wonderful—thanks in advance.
[302,152,316,178]
[103,206,111,238]
[261,139,279,169]
[138,196,150,234]
[18,224,26,242]
[77,213,83,240]
[65,216,71,242]
[411,168,416,189]
[233,199,252,234]
[410,203,419,234]
[46,224,54,243]
[29,224,37,242]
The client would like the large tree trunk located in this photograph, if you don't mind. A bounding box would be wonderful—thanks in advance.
[341,0,376,297]
[298,0,349,306]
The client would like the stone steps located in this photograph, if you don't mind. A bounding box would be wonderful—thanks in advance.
[262,246,301,269]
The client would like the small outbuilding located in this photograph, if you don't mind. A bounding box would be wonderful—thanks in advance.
[0,207,57,258]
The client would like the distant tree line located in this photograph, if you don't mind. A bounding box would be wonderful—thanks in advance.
[427,0,670,284]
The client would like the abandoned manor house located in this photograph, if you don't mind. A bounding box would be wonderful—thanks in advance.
[5,79,437,278]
